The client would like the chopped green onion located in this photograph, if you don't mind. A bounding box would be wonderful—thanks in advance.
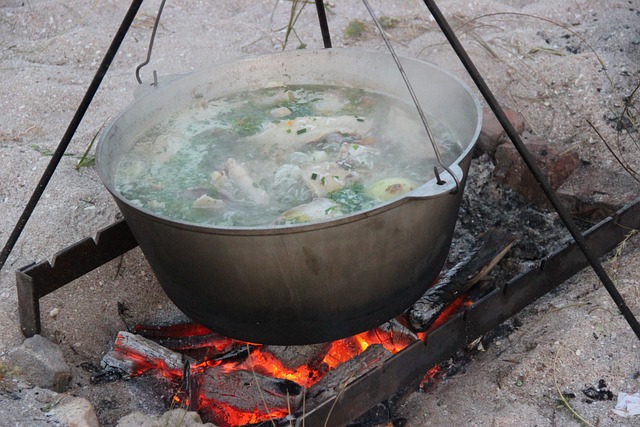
[320,177,326,186]
[311,173,318,180]
[297,128,307,135]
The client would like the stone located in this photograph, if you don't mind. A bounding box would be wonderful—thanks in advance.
[0,383,98,427]
[493,137,580,203]
[48,395,100,427]
[159,409,217,426]
[557,165,640,221]
[476,106,526,157]
[116,409,218,427]
[4,334,71,392]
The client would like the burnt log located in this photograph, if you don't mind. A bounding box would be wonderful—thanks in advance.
[260,343,331,371]
[100,331,194,378]
[132,322,252,361]
[199,365,304,414]
[306,344,392,408]
[408,229,517,332]
[363,318,418,351]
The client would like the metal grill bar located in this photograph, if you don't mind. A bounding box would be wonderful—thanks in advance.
[297,197,640,426]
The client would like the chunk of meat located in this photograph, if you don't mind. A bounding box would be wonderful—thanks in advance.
[211,158,270,205]
[242,116,372,150]
[278,198,342,224]
[301,162,359,197]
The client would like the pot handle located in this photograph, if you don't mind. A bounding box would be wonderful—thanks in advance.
[363,0,461,196]
[409,164,464,199]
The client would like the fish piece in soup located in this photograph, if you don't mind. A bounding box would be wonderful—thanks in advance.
[278,198,342,224]
[338,142,379,170]
[301,161,359,197]
[211,158,270,205]
[242,116,372,150]
[192,194,225,209]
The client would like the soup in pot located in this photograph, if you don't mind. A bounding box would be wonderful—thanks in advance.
[114,84,462,227]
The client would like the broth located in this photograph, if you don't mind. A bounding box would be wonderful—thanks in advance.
[114,84,462,227]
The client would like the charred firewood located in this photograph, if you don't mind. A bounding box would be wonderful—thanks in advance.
[199,365,304,415]
[408,229,517,332]
[100,331,195,378]
[260,343,331,372]
[132,322,255,361]
[364,318,418,350]
[306,344,392,409]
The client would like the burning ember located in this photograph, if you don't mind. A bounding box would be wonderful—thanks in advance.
[101,317,432,426]
[97,230,513,426]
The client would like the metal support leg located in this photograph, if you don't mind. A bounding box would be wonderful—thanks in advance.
[16,220,138,337]
[314,0,332,48]
[422,0,640,340]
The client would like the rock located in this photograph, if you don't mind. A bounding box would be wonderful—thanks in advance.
[159,409,217,427]
[476,106,526,157]
[116,412,160,427]
[0,383,98,427]
[48,395,100,427]
[493,137,580,203]
[3,334,71,392]
[116,409,218,427]
[557,165,640,221]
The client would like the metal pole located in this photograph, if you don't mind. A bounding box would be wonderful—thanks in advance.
[422,0,640,340]
[0,0,144,273]
[314,0,332,48]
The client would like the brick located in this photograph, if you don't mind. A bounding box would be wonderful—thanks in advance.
[493,137,580,203]
[476,106,526,157]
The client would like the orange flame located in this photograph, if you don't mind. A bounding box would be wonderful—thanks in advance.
[128,293,474,427]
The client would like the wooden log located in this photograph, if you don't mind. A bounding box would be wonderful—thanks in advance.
[260,343,331,371]
[363,318,418,351]
[100,331,194,378]
[132,322,262,365]
[306,344,392,408]
[199,365,303,414]
[408,229,517,332]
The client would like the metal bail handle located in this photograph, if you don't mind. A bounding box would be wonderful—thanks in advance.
[135,0,167,85]
[361,0,461,195]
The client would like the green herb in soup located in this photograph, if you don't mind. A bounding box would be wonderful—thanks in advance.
[114,84,463,226]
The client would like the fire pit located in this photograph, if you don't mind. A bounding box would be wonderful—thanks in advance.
[16,194,640,426]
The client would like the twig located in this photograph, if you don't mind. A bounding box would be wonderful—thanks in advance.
[322,372,356,427]
[586,119,640,184]
[246,343,278,427]
[553,346,594,427]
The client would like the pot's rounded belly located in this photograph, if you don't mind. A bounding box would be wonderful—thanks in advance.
[116,183,463,344]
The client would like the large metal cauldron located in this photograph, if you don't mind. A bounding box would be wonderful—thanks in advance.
[96,49,481,345]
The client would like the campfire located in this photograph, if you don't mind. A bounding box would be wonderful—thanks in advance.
[101,319,432,426]
[95,230,516,427]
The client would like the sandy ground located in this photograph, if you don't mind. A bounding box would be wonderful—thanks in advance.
[1,0,639,426]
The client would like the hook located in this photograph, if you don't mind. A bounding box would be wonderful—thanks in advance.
[135,0,167,84]
[361,0,461,195]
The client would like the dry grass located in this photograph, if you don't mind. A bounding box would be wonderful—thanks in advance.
[553,346,595,427]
